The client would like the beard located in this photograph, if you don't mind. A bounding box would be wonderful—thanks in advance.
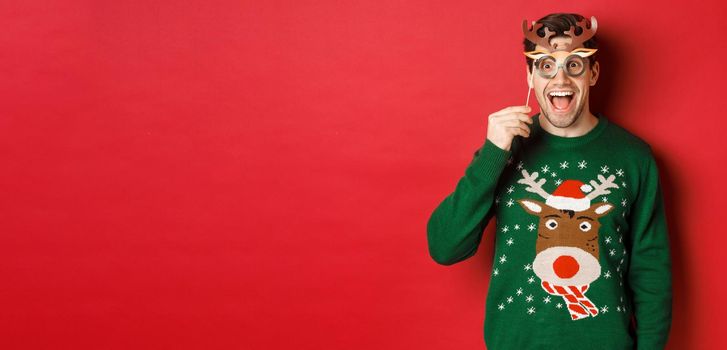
[540,93,586,128]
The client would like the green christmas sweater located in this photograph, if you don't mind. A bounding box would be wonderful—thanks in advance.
[427,112,673,350]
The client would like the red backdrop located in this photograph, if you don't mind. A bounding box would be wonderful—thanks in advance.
[2,1,725,349]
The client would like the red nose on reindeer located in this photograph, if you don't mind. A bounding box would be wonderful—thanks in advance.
[553,255,580,278]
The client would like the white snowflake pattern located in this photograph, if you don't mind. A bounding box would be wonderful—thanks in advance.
[543,296,552,304]
[507,296,514,303]
[616,169,624,177]
[493,268,499,276]
[513,224,520,230]
[622,181,627,188]
[600,305,609,313]
[499,255,507,264]
[498,303,505,310]
[516,288,524,296]
[527,306,536,314]
[609,249,616,256]
[495,196,500,204]
[621,198,628,207]
[502,225,509,233]
[550,171,557,178]
[506,237,514,246]
[616,306,622,312]
[605,236,612,244]
[578,160,587,169]
[527,223,536,231]
[616,226,620,232]
[541,165,550,173]
[506,199,514,207]
[527,276,535,284]
[555,179,563,185]
[600,165,610,173]
[602,196,608,202]
[516,161,524,170]
[507,157,514,166]
[507,185,515,194]
[604,271,611,278]
[526,294,534,303]
[559,161,569,169]
[556,303,563,309]
[523,263,532,271]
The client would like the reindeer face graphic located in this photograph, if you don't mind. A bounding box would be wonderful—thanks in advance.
[518,197,613,285]
[515,170,618,320]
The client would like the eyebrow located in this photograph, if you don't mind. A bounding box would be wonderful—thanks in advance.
[544,214,561,218]
[576,216,594,221]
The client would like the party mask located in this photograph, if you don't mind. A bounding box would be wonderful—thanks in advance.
[522,16,598,106]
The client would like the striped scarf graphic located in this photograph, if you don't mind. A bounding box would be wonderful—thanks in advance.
[541,281,599,320]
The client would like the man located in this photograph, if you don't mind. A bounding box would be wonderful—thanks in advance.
[426,13,672,349]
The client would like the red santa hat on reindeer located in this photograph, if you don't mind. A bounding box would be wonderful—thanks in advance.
[545,180,593,212]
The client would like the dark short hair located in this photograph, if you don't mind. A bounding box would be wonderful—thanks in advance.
[523,13,599,73]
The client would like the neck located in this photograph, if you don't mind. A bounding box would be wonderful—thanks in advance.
[539,100,598,137]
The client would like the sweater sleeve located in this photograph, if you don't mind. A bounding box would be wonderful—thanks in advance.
[627,151,673,350]
[426,138,511,265]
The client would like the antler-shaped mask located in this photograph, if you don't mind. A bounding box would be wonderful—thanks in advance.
[521,16,599,84]
[522,16,598,53]
[521,16,599,105]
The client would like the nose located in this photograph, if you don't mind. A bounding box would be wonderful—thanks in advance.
[552,64,570,84]
[553,255,579,278]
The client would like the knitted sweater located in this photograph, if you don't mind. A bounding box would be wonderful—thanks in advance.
[427,112,673,350]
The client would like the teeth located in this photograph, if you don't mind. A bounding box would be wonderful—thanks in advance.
[549,91,575,97]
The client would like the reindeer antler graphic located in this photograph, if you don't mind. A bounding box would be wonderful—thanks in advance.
[522,16,598,52]
[584,174,619,200]
[516,166,618,321]
[517,169,551,200]
[522,21,557,51]
[561,17,598,51]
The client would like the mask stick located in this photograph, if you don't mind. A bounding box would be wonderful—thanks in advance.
[525,63,535,108]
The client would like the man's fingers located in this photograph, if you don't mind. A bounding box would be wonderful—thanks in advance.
[485,106,533,147]
[503,121,530,134]
[489,105,531,118]
[490,112,533,124]
[500,118,532,131]
[507,126,530,137]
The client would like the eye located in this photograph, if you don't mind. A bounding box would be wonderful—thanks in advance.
[579,221,592,232]
[545,219,558,230]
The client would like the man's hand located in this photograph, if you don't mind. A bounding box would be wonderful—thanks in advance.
[486,105,533,151]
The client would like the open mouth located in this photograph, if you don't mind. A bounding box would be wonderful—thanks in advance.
[547,91,576,113]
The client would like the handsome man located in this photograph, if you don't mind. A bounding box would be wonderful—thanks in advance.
[426,13,672,349]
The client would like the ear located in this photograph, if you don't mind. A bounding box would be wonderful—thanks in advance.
[517,199,546,215]
[590,202,613,217]
[589,61,600,87]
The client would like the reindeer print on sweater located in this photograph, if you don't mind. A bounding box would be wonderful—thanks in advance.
[517,168,617,320]
[491,158,632,321]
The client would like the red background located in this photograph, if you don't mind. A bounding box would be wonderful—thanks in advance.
[1,1,725,349]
